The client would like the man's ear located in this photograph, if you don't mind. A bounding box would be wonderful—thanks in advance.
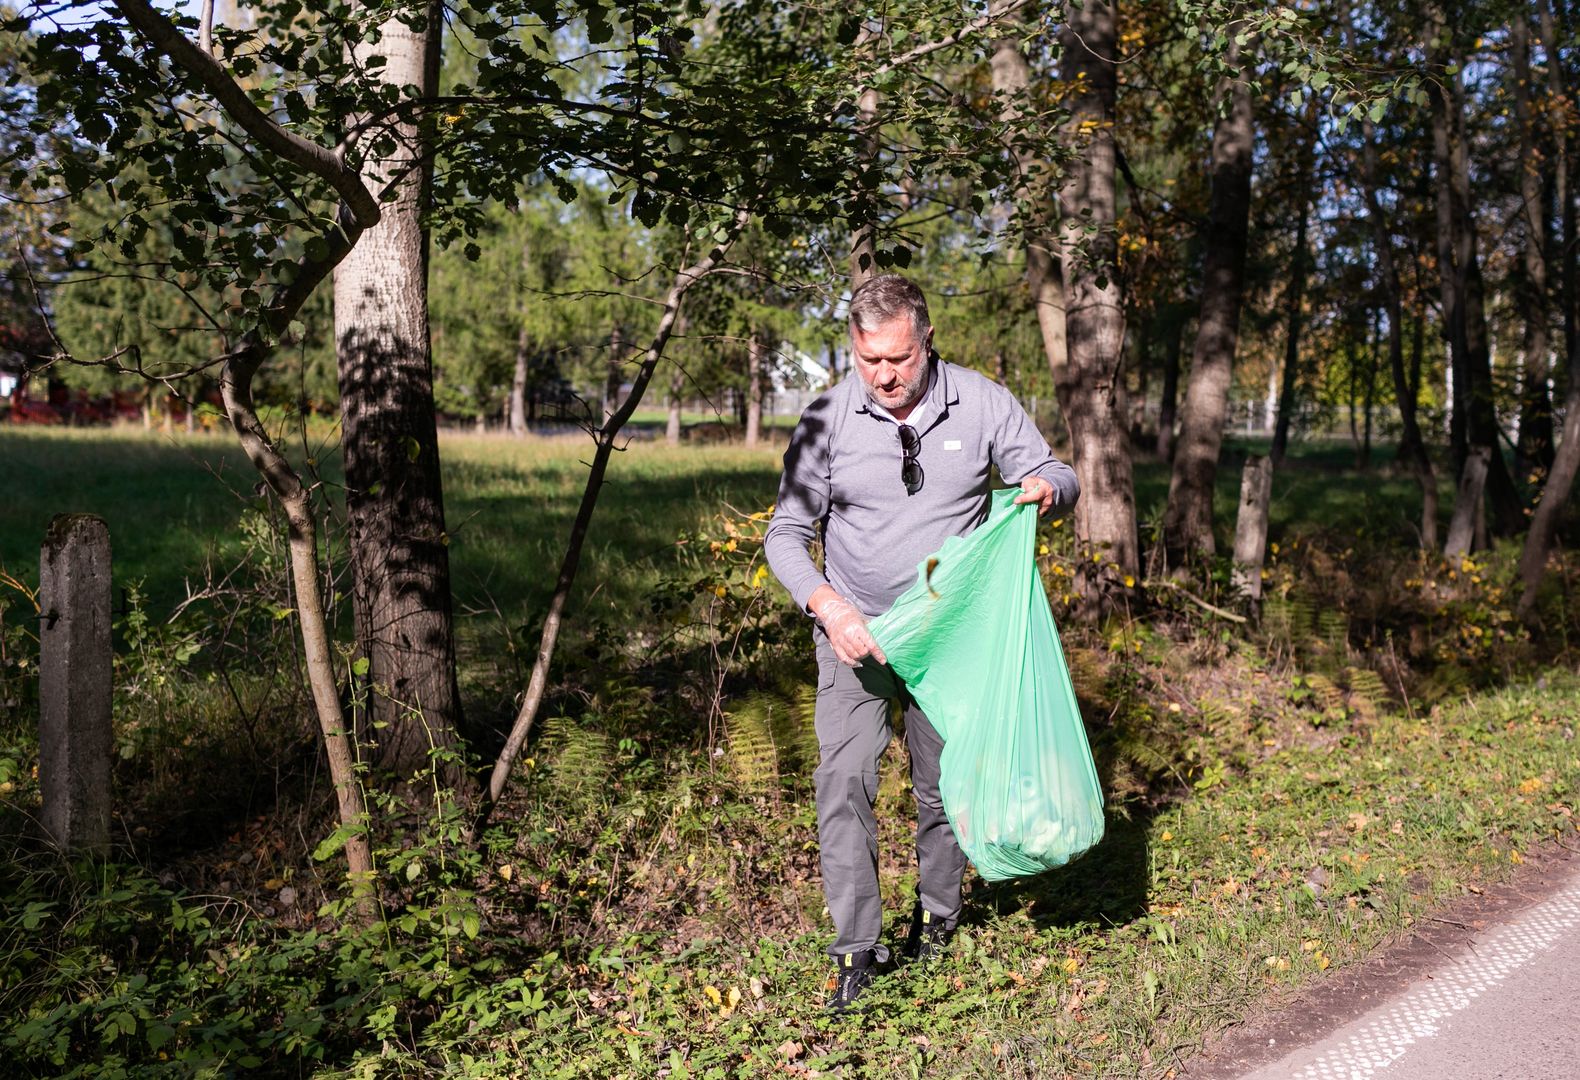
[924,325,935,352]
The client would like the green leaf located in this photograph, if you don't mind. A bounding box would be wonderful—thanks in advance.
[406,858,424,881]
[312,827,350,862]
[352,656,370,677]
[405,436,422,462]
[462,911,480,939]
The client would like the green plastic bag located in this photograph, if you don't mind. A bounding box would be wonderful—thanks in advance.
[868,489,1104,881]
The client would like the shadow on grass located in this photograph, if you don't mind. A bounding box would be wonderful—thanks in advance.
[969,805,1154,932]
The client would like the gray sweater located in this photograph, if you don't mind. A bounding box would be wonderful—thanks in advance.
[763,357,1079,617]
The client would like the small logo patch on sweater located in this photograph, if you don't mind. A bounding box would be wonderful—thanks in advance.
[944,440,962,451]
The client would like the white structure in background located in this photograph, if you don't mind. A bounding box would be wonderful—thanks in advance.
[764,343,835,421]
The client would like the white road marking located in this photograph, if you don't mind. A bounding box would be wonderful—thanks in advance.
[1247,873,1580,1079]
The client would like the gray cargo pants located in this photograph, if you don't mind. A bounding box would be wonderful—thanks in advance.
[813,635,968,961]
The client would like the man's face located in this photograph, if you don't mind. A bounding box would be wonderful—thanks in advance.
[850,316,932,413]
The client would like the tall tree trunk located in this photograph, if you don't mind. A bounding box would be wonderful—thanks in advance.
[1428,12,1523,536]
[1360,309,1379,469]
[508,325,529,436]
[1543,0,1575,381]
[1517,0,1579,617]
[665,363,683,446]
[1053,0,1138,601]
[1347,338,1360,450]
[989,2,1070,404]
[1512,7,1555,475]
[1270,106,1315,467]
[1156,311,1182,459]
[333,1,463,778]
[603,323,625,419]
[745,331,765,448]
[1360,115,1437,546]
[1163,30,1254,561]
[1131,316,1151,442]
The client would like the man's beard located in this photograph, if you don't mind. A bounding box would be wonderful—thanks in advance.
[871,362,928,411]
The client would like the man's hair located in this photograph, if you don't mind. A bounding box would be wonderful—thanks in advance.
[848,273,931,342]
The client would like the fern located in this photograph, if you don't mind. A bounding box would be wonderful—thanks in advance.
[1317,610,1350,658]
[1346,666,1390,721]
[540,716,615,798]
[1302,672,1349,725]
[1263,594,1317,652]
[722,695,780,795]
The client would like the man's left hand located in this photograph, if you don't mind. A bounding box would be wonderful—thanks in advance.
[1014,475,1055,515]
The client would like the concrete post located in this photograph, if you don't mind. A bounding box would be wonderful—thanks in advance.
[38,513,113,855]
[1445,446,1491,559]
[1232,456,1273,603]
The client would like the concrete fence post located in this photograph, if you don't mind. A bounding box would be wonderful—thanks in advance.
[1232,455,1273,605]
[38,513,113,855]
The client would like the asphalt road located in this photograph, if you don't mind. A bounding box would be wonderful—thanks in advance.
[1236,865,1580,1080]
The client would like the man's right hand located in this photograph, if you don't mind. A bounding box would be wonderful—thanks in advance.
[812,588,887,667]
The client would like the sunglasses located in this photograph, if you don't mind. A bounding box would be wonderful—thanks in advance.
[898,424,924,495]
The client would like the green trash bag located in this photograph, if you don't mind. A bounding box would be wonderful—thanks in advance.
[868,488,1104,881]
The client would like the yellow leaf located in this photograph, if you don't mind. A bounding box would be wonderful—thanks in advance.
[714,585,727,598]
[1123,575,1135,588]
[498,864,514,881]
[703,985,721,1007]
[1062,957,1080,974]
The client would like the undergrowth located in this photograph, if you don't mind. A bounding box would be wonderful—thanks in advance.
[2,440,1580,1076]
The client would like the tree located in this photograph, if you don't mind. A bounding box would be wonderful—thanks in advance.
[1426,4,1522,538]
[1269,95,1317,467]
[1054,0,1140,602]
[1162,27,1254,563]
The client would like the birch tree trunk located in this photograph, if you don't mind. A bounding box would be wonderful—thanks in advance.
[333,1,463,779]
[1162,30,1254,562]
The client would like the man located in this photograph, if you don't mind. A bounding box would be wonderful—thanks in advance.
[763,273,1079,1011]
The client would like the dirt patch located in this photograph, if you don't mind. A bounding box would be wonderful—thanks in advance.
[1178,838,1580,1079]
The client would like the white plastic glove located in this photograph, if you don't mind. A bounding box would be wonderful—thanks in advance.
[817,594,888,667]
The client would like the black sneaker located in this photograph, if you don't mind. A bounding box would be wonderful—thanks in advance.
[901,903,953,963]
[827,950,878,1013]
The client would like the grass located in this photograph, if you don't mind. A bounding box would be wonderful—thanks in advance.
[1,425,1439,624]
[1,424,1576,1077]
[0,426,785,624]
[436,679,1578,1078]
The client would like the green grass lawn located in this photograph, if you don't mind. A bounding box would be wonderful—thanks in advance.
[1,425,1441,632]
[1,426,784,627]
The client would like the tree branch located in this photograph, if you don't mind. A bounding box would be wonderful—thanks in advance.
[479,209,752,823]
[111,0,379,229]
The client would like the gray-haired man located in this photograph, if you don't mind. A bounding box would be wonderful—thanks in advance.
[763,273,1079,1010]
